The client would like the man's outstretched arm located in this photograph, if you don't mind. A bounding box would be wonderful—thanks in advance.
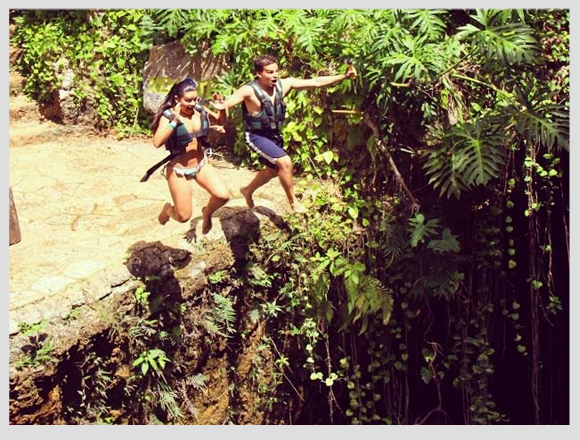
[214,85,253,116]
[283,65,357,93]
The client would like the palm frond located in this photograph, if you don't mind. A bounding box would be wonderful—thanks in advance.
[408,9,448,41]
[456,10,538,65]
[152,9,191,38]
[422,118,507,199]
[508,104,569,152]
[384,36,441,83]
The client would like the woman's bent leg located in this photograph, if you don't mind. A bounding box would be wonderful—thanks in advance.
[159,166,193,224]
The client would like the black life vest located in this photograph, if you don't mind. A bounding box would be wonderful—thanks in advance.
[163,103,210,155]
[242,80,286,132]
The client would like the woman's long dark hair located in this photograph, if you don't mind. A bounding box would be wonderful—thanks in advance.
[151,77,197,132]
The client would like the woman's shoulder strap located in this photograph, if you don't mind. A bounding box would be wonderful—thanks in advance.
[162,109,174,121]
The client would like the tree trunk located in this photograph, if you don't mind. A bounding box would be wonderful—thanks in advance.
[9,188,21,245]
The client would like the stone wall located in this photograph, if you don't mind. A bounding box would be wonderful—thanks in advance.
[9,214,299,425]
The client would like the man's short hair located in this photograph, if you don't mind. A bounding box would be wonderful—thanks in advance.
[254,54,278,73]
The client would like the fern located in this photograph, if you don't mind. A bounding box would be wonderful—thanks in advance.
[213,293,236,335]
[150,414,165,425]
[201,315,224,337]
[187,373,208,391]
[156,383,184,421]
[379,216,408,266]
[345,275,394,334]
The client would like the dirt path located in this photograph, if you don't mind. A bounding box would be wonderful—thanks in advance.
[8,70,291,335]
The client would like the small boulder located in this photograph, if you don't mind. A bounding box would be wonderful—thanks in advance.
[142,40,229,114]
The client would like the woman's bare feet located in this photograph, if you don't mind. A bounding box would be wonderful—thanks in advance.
[201,206,212,234]
[240,186,255,209]
[158,202,172,225]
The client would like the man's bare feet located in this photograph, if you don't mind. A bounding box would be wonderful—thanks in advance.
[291,201,307,214]
[240,186,255,209]
[201,206,212,234]
[158,202,172,225]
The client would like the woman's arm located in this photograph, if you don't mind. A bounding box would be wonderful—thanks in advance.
[205,93,227,132]
[153,104,182,148]
[204,106,227,133]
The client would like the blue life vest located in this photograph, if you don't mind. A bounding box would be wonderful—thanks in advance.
[242,80,286,132]
[163,104,210,155]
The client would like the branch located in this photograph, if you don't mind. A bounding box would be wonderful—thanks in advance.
[269,337,305,402]
[363,113,420,212]
[438,46,478,78]
[451,72,520,106]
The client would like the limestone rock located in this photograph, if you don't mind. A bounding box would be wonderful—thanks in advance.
[38,58,98,125]
[142,40,229,114]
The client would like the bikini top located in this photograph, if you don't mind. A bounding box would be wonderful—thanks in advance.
[163,106,210,155]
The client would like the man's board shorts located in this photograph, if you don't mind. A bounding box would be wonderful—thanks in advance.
[244,131,288,170]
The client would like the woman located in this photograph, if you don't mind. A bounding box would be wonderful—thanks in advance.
[151,77,229,234]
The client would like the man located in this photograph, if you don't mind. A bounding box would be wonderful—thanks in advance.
[217,54,357,213]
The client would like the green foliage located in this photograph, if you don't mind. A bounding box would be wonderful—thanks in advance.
[423,118,506,199]
[10,9,568,425]
[13,10,153,136]
[187,373,208,390]
[132,348,171,376]
[15,337,56,369]
[15,320,57,369]
[212,293,236,335]
[508,101,569,152]
[456,10,538,65]
[134,284,150,305]
[409,213,440,247]
[345,275,394,334]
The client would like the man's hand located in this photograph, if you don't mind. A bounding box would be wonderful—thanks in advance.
[210,125,226,133]
[210,93,227,111]
[345,64,357,80]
